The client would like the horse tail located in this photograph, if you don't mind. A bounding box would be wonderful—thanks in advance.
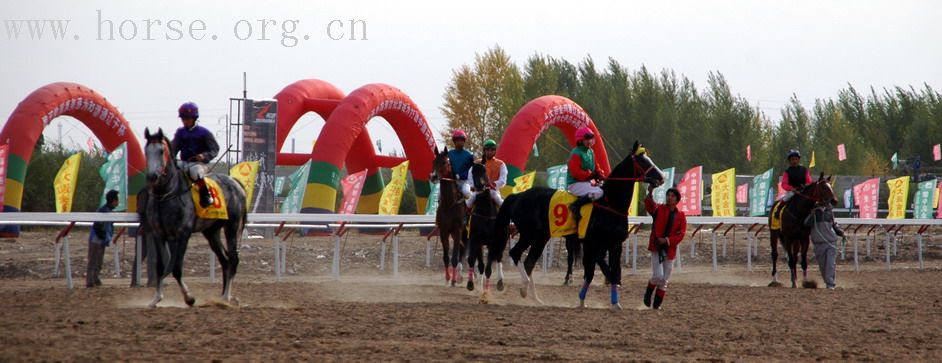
[494,193,519,246]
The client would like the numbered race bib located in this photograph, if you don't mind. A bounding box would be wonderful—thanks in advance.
[192,177,229,220]
[548,190,592,238]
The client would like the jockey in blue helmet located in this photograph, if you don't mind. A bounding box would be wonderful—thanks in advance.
[170,102,220,208]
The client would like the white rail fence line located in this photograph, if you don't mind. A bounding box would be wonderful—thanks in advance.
[2,213,940,289]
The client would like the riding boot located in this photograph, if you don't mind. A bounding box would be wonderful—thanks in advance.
[643,283,656,307]
[569,196,592,223]
[652,289,666,309]
[196,179,214,208]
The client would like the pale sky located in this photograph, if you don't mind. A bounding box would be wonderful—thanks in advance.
[2,0,940,158]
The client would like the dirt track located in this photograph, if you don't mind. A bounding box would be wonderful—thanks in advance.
[2,230,942,361]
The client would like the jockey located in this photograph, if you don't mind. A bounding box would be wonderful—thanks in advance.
[567,127,606,222]
[780,149,812,202]
[465,138,507,208]
[447,129,475,203]
[170,102,220,208]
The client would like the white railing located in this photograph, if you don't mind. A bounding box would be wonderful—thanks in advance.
[2,213,940,289]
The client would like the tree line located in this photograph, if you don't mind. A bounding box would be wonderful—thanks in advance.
[442,46,942,179]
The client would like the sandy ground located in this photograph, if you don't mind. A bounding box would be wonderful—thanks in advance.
[2,228,942,361]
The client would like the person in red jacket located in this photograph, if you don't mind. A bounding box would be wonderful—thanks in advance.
[643,184,687,309]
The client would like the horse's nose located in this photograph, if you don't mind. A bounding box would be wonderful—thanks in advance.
[146,172,157,182]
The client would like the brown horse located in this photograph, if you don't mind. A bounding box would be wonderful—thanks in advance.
[429,147,467,286]
[768,174,837,288]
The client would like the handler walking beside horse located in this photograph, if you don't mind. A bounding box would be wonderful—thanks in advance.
[642,184,686,310]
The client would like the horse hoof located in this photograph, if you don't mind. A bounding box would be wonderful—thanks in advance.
[496,280,505,292]
[802,280,818,289]
[767,281,783,288]
[519,287,528,298]
[579,300,587,308]
[479,292,490,305]
[185,297,196,307]
[451,280,457,287]
[467,281,475,291]
[611,303,623,310]
[563,278,573,287]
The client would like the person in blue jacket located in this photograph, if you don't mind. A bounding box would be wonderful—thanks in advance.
[87,190,119,288]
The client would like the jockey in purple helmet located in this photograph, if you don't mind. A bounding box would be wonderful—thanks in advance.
[447,129,475,202]
[170,102,220,208]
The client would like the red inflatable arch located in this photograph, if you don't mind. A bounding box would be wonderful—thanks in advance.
[0,82,146,236]
[305,83,437,213]
[495,95,610,186]
[273,79,388,213]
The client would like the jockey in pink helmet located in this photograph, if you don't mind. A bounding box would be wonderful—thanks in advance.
[567,126,606,221]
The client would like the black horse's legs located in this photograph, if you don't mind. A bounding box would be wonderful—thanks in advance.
[787,239,799,288]
[148,238,169,308]
[564,236,578,286]
[578,242,597,307]
[171,235,196,306]
[466,236,480,291]
[769,231,780,286]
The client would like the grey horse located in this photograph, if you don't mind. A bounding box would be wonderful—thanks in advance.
[140,128,247,308]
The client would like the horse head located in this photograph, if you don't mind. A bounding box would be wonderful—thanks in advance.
[609,140,665,187]
[470,162,489,191]
[808,172,837,206]
[430,146,452,184]
[143,127,175,186]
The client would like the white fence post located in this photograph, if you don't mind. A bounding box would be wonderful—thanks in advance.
[379,240,387,272]
[853,236,860,272]
[393,233,400,278]
[274,236,282,281]
[53,242,62,278]
[631,235,638,274]
[884,232,891,271]
[134,234,143,286]
[332,235,341,279]
[425,239,432,268]
[711,232,718,272]
[62,237,73,290]
[113,239,121,278]
[746,235,753,272]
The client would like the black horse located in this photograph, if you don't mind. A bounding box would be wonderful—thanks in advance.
[465,163,503,297]
[493,141,664,308]
[768,174,837,288]
[429,147,467,286]
[140,128,247,307]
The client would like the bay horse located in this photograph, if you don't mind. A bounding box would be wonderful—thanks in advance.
[141,128,247,307]
[429,146,467,286]
[768,174,836,288]
[493,141,665,308]
[465,163,504,296]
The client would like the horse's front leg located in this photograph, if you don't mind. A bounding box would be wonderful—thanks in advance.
[768,231,782,287]
[440,232,451,284]
[605,240,624,309]
[171,236,196,306]
[564,236,578,286]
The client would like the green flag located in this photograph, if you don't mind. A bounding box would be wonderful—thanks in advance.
[425,182,440,215]
[652,167,675,203]
[281,160,311,214]
[914,179,937,219]
[546,164,568,191]
[891,152,899,170]
[98,142,127,211]
[749,168,775,216]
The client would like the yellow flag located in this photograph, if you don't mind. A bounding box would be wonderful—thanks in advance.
[628,183,640,217]
[379,160,409,215]
[711,168,736,217]
[229,161,259,210]
[886,176,910,219]
[934,187,939,208]
[512,171,536,194]
[54,153,82,213]
[809,151,816,169]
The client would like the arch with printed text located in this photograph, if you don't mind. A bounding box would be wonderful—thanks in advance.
[272,79,388,213]
[495,95,610,193]
[304,83,437,214]
[0,82,146,237]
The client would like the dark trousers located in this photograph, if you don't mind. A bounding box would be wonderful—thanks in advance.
[86,242,106,288]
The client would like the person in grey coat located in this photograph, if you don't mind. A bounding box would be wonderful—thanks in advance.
[804,202,844,289]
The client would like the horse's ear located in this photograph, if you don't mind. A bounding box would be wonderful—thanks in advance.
[156,128,164,140]
[632,140,640,153]
[443,146,449,154]
[144,128,151,139]
[819,172,825,181]
[827,175,832,182]
[433,146,439,155]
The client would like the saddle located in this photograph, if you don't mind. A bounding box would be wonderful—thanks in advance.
[770,200,788,231]
[190,177,229,220]
[549,190,593,238]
